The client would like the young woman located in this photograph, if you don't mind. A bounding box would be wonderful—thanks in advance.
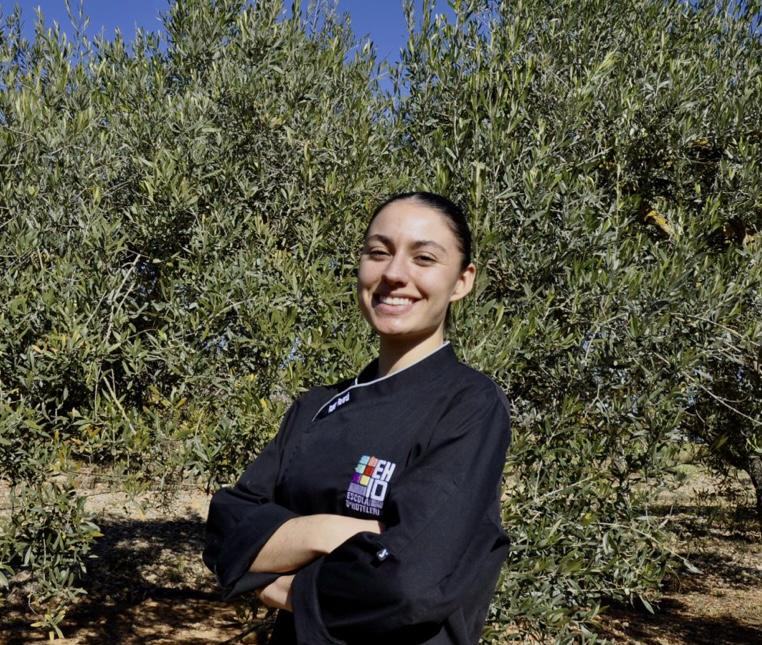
[204,192,511,644]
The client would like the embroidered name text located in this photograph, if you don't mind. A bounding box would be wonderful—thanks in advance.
[327,392,350,414]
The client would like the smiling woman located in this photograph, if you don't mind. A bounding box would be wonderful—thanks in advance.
[357,193,476,376]
[203,192,511,645]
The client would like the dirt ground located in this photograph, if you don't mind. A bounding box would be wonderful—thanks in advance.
[1,472,760,644]
[0,482,254,644]
[595,473,762,644]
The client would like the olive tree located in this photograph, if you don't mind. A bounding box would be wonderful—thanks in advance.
[391,0,760,637]
[1,0,395,634]
[1,0,760,641]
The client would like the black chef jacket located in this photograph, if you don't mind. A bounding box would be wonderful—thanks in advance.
[204,342,511,645]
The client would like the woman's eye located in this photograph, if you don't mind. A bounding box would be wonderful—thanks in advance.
[416,255,436,264]
[366,249,388,258]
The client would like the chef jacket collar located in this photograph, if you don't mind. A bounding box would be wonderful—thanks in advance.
[354,340,453,387]
[311,341,456,422]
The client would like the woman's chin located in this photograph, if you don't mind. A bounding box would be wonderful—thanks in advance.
[373,323,411,338]
[373,324,440,345]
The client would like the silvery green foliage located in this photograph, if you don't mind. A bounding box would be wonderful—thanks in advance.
[391,0,760,640]
[1,0,394,634]
[1,0,760,640]
[1,481,100,640]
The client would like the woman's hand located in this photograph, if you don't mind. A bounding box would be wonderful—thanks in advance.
[256,574,295,612]
[253,517,382,612]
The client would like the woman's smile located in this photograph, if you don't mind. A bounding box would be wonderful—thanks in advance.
[372,293,419,314]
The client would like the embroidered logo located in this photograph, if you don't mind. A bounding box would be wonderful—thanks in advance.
[345,455,396,516]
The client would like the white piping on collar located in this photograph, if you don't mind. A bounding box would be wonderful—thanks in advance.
[311,341,451,422]
[353,340,451,386]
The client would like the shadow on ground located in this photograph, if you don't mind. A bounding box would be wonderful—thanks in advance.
[650,498,759,535]
[597,501,762,644]
[3,497,760,643]
[599,595,762,645]
[1,516,266,644]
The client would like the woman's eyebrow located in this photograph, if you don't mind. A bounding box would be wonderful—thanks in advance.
[365,233,391,245]
[365,234,448,254]
[411,240,448,254]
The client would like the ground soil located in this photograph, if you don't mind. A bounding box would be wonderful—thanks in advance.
[594,472,762,644]
[1,471,760,644]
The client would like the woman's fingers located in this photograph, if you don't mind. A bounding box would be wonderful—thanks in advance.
[257,575,295,612]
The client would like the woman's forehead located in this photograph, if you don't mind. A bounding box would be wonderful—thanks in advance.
[367,200,456,245]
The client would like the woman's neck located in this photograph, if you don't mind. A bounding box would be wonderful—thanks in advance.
[377,331,446,378]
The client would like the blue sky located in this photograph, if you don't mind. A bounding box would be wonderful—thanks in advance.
[4,0,455,64]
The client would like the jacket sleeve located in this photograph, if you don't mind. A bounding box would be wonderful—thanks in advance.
[203,398,302,599]
[290,383,511,644]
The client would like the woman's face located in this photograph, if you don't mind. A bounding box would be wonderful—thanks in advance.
[357,199,476,344]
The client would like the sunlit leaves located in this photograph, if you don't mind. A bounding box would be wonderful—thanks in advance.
[1,0,761,640]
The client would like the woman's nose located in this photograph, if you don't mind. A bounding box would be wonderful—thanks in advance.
[381,253,407,284]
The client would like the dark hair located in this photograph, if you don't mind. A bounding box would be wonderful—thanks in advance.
[366,192,472,270]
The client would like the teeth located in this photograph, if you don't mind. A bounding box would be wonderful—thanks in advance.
[379,296,414,305]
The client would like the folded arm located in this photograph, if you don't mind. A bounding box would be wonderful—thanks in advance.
[204,397,384,599]
[250,514,382,573]
[252,514,382,613]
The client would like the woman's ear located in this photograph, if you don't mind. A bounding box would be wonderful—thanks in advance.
[449,263,476,303]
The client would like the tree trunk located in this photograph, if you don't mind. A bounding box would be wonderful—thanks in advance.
[746,454,762,536]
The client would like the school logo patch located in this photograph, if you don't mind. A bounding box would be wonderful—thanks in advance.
[345,455,396,517]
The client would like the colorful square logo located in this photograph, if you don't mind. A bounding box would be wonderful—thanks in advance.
[345,455,397,517]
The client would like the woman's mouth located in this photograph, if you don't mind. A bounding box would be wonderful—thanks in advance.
[379,295,415,305]
[372,294,418,314]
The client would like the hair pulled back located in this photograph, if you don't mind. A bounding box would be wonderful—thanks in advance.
[366,192,472,271]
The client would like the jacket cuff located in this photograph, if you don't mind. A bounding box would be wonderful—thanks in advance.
[213,502,298,596]
[222,571,282,601]
[291,557,345,645]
